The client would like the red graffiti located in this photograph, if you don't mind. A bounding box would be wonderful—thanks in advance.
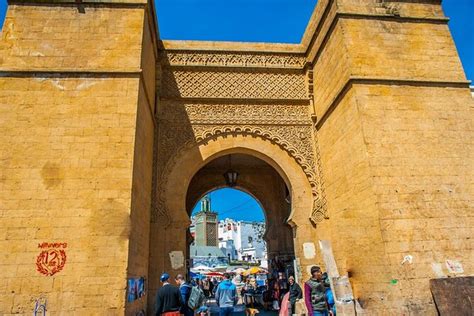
[36,242,67,276]
[38,242,67,249]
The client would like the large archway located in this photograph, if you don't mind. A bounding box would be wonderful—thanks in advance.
[148,134,316,310]
[189,188,268,265]
[186,154,296,270]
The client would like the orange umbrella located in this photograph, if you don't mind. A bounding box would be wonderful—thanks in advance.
[242,267,266,276]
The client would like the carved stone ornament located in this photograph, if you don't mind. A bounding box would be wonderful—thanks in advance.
[161,50,307,69]
[151,100,329,225]
[310,131,329,224]
[161,68,307,100]
[158,102,310,125]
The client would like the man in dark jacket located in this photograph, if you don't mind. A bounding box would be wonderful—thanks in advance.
[175,274,194,316]
[215,273,237,316]
[288,275,302,315]
[304,266,331,316]
[155,273,183,316]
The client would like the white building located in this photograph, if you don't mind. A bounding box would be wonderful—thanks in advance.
[217,218,267,265]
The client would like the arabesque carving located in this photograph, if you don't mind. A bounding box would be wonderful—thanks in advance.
[153,61,327,225]
[158,102,310,125]
[307,64,329,223]
[162,51,307,69]
[150,118,171,224]
[310,130,329,224]
[152,121,328,225]
[161,68,307,100]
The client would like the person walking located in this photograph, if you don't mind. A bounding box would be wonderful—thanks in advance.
[288,275,302,315]
[278,272,289,301]
[175,274,194,316]
[272,280,281,310]
[209,278,215,298]
[215,273,238,316]
[263,279,273,310]
[203,279,210,297]
[304,266,331,316]
[155,273,183,316]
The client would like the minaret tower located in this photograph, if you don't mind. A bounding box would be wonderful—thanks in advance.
[194,195,218,246]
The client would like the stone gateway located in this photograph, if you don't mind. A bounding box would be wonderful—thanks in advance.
[0,0,472,315]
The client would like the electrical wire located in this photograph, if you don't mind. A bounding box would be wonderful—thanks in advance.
[218,198,253,215]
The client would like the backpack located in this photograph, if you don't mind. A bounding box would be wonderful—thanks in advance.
[188,286,206,310]
[325,287,334,306]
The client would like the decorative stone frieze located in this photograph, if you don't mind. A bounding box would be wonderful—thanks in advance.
[161,50,307,69]
[161,68,307,100]
[158,102,310,125]
[310,130,329,224]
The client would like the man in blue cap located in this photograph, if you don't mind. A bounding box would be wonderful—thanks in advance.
[155,272,183,316]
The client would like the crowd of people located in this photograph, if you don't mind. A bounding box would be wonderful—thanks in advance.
[154,266,335,316]
[196,277,218,298]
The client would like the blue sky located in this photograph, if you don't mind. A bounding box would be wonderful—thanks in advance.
[191,188,265,222]
[156,0,315,43]
[154,0,473,80]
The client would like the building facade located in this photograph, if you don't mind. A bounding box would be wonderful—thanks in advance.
[189,245,228,271]
[1,0,473,315]
[218,219,266,263]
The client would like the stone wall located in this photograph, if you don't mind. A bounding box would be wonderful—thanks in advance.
[0,3,145,71]
[125,8,157,315]
[0,1,154,314]
[316,86,392,311]
[310,0,473,314]
[356,83,473,312]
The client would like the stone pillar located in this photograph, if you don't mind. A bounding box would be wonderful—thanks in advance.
[148,219,188,312]
[290,191,319,283]
[0,0,157,314]
[307,0,473,314]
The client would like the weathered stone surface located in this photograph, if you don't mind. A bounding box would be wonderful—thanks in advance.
[0,2,156,315]
[0,4,145,71]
